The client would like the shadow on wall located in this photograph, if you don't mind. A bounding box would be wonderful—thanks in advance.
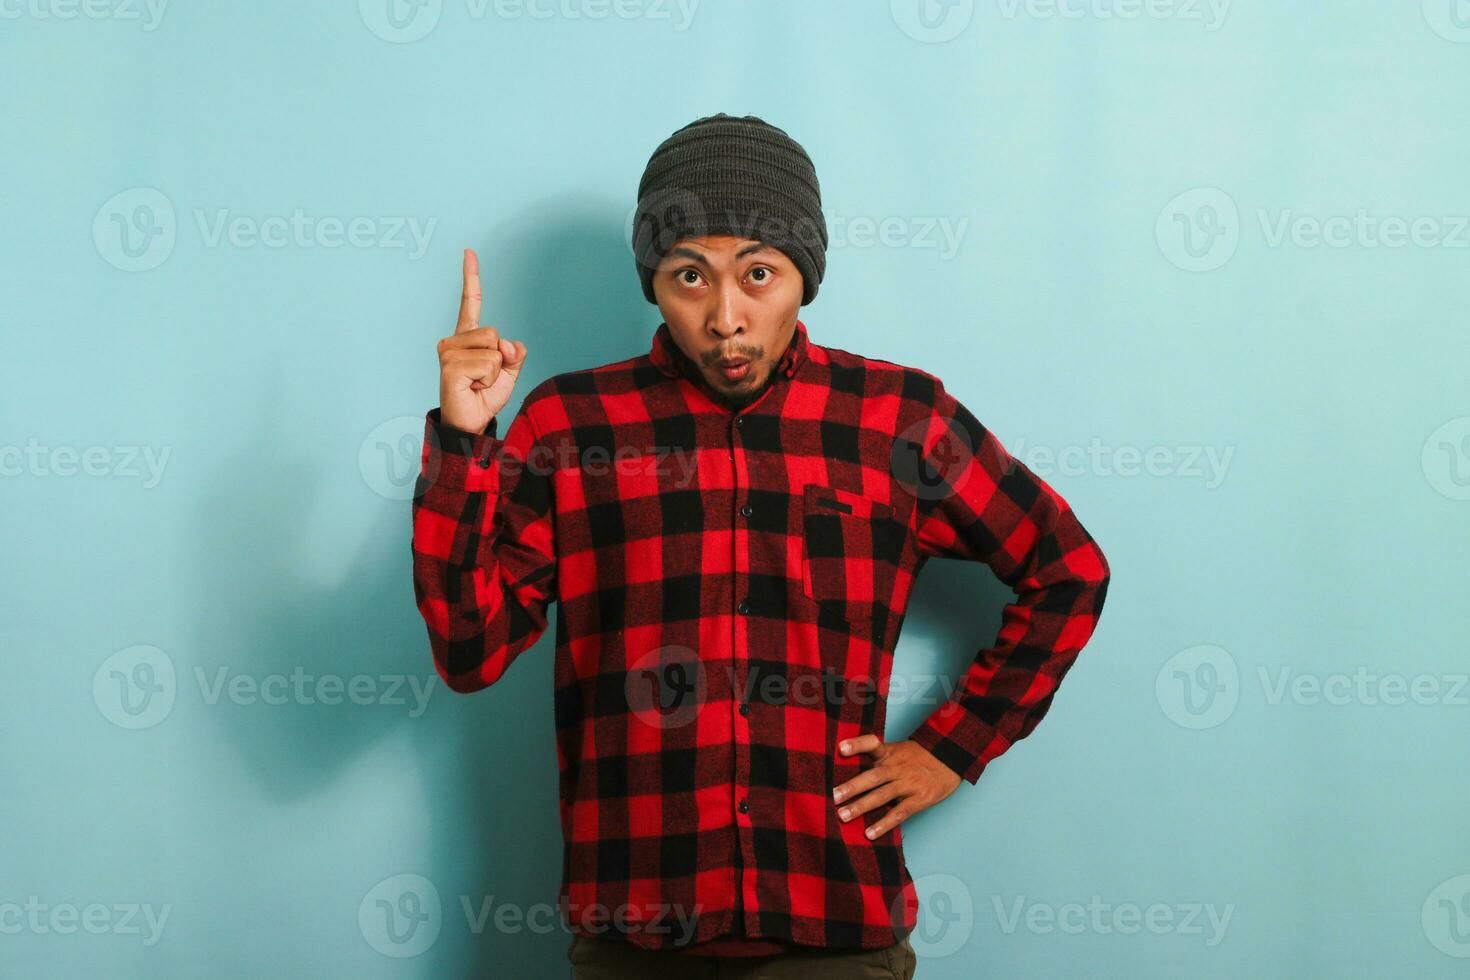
[887,553,1010,801]
[186,202,652,978]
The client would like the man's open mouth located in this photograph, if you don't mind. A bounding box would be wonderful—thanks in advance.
[716,358,751,380]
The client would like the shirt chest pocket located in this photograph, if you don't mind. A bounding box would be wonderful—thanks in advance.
[801,484,908,624]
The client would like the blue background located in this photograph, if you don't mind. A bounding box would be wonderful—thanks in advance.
[4,1,1469,976]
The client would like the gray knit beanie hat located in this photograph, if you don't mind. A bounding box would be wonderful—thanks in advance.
[632,112,828,306]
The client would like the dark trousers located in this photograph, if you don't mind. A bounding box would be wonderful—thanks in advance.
[566,933,918,979]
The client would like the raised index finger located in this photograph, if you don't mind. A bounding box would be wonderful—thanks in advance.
[456,247,482,334]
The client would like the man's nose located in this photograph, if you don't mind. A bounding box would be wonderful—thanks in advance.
[707,284,745,340]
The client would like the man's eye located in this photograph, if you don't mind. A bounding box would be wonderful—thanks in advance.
[679,269,702,285]
[749,267,770,283]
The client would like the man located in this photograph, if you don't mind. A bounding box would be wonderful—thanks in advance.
[411,113,1111,978]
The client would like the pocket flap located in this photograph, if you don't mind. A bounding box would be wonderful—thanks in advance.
[804,484,893,522]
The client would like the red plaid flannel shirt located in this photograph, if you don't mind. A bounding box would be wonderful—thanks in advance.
[410,318,1111,954]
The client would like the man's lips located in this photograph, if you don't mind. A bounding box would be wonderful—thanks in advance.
[715,357,751,380]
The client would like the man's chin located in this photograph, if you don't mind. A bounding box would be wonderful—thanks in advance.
[705,366,768,409]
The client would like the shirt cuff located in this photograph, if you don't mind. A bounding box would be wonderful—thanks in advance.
[907,707,994,786]
[422,407,501,495]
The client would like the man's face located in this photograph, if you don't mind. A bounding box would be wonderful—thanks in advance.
[652,234,803,409]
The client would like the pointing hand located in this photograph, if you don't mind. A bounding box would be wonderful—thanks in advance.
[436,248,527,434]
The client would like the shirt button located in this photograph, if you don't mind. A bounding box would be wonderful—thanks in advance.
[739,703,750,716]
[740,504,753,518]
[737,600,750,615]
[475,457,492,469]
[735,417,744,428]
[738,799,749,813]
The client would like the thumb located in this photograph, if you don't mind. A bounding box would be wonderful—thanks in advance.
[499,337,527,371]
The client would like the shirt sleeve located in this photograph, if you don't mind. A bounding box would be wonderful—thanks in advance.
[903,379,1111,785]
[409,402,557,693]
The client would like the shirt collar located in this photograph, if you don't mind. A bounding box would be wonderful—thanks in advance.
[649,318,810,381]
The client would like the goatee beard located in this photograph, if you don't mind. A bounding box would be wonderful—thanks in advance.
[711,372,772,412]
[677,355,772,412]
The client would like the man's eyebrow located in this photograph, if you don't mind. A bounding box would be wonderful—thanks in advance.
[667,242,771,266]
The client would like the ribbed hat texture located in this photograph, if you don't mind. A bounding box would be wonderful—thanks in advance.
[632,113,828,306]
